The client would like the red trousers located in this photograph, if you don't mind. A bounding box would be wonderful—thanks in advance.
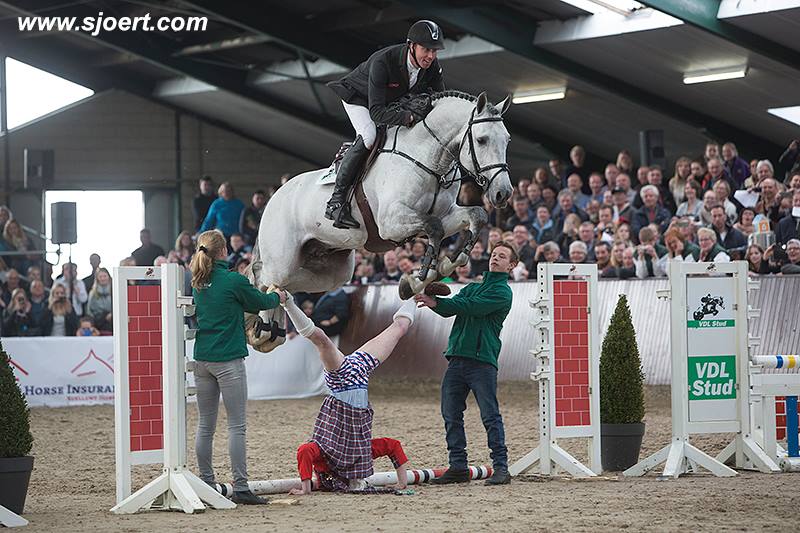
[297,437,408,481]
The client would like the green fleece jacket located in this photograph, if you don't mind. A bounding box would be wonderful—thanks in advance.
[193,260,280,362]
[432,271,513,369]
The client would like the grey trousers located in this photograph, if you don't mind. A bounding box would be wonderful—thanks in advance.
[194,358,249,491]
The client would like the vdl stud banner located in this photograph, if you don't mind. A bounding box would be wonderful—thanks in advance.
[685,275,737,422]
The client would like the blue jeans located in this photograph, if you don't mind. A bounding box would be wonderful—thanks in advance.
[441,357,507,471]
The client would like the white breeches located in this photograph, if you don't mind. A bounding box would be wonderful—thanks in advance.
[342,101,377,149]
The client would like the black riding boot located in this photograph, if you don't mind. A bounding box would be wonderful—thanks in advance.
[325,136,369,229]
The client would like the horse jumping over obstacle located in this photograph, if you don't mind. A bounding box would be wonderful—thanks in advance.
[246,91,514,352]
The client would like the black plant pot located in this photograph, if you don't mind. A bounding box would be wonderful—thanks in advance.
[0,456,34,515]
[601,423,645,472]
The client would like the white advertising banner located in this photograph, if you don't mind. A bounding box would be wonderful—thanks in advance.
[4,336,326,408]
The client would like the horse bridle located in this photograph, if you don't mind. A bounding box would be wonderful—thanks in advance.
[379,101,510,214]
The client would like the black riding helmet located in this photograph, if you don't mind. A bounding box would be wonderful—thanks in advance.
[407,20,445,50]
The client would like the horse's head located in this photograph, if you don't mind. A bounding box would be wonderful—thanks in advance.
[457,92,513,208]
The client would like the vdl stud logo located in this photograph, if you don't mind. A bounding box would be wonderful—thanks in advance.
[687,293,734,328]
[688,355,736,400]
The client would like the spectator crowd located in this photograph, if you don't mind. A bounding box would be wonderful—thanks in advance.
[2,138,799,337]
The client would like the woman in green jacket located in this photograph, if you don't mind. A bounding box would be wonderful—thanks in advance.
[190,230,286,505]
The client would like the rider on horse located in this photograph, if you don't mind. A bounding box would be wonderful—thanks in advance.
[324,20,447,229]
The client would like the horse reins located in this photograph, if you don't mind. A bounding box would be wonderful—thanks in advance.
[378,102,509,214]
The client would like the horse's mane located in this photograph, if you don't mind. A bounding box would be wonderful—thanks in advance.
[430,90,500,115]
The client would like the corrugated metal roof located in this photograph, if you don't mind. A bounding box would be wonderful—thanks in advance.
[339,276,800,384]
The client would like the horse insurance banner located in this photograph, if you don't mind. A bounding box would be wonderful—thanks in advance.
[4,337,116,408]
[4,336,327,408]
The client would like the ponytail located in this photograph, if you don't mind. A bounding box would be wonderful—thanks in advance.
[190,230,227,289]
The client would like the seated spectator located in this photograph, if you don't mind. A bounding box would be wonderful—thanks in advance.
[373,250,402,282]
[453,262,475,283]
[614,223,634,248]
[712,180,738,225]
[618,247,637,279]
[352,262,375,285]
[634,226,668,278]
[2,288,33,337]
[568,241,588,264]
[594,241,613,276]
[780,239,800,274]
[775,189,800,244]
[467,241,489,279]
[631,185,671,239]
[82,253,101,292]
[676,179,703,221]
[553,190,588,233]
[504,196,534,231]
[722,142,750,188]
[87,267,113,332]
[690,158,707,184]
[669,156,692,205]
[788,172,800,193]
[2,268,26,306]
[588,173,607,205]
[745,159,774,189]
[240,189,267,246]
[534,241,562,267]
[755,177,784,226]
[517,178,530,198]
[174,231,196,265]
[746,244,777,275]
[734,207,757,236]
[512,225,536,274]
[710,205,747,260]
[702,157,736,193]
[28,280,49,335]
[132,229,166,267]
[636,165,649,189]
[535,164,560,192]
[312,288,350,337]
[397,255,416,276]
[557,214,581,258]
[602,241,628,279]
[227,233,252,269]
[633,166,677,214]
[234,257,251,276]
[565,174,591,210]
[410,239,428,263]
[200,182,245,239]
[75,316,100,337]
[697,227,731,262]
[596,205,615,242]
[531,205,556,245]
[699,189,718,227]
[611,186,633,226]
[541,184,558,213]
[45,283,79,336]
[486,227,503,251]
[661,227,700,267]
[584,199,601,224]
[525,182,543,210]
[577,221,596,259]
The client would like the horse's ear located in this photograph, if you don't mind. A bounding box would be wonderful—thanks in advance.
[476,92,487,114]
[496,94,512,116]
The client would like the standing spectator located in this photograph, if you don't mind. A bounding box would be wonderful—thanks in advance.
[563,145,590,193]
[676,179,703,221]
[553,190,588,233]
[634,166,677,214]
[697,228,730,262]
[82,253,101,293]
[525,182,543,210]
[200,182,246,239]
[414,243,517,486]
[88,267,113,333]
[531,205,556,245]
[712,180,738,224]
[227,233,251,270]
[547,159,564,186]
[174,231,196,265]
[611,186,633,225]
[566,174,591,209]
[755,177,782,225]
[374,250,403,282]
[734,207,757,236]
[504,197,534,231]
[722,142,750,188]
[533,166,559,193]
[669,156,692,205]
[746,244,776,275]
[2,269,25,306]
[614,173,637,205]
[605,163,620,190]
[704,141,721,163]
[193,176,217,232]
[54,263,88,316]
[636,166,650,189]
[778,140,800,183]
[788,172,800,193]
[132,229,166,267]
[28,280,49,335]
[312,288,351,337]
[2,288,33,337]
[588,173,606,205]
[631,185,671,238]
[775,189,800,244]
[710,205,747,259]
[745,159,775,189]
[45,283,79,336]
[511,225,536,274]
[3,219,35,273]
[690,159,707,183]
[239,190,268,246]
[616,150,634,178]
[780,239,800,274]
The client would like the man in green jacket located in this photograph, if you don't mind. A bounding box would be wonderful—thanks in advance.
[414,242,517,485]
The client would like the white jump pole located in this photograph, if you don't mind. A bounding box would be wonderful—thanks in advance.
[0,505,28,528]
[215,466,493,496]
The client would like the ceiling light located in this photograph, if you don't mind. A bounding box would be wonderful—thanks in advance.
[768,106,800,127]
[512,88,567,104]
[683,65,747,85]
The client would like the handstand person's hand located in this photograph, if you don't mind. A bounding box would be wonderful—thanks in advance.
[413,293,437,308]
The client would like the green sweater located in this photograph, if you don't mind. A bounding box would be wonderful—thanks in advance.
[432,271,513,369]
[192,260,280,362]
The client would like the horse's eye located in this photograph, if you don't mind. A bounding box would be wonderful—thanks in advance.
[477,137,488,145]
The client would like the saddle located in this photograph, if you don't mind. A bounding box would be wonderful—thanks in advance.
[328,126,401,253]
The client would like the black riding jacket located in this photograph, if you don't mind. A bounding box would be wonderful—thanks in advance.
[327,43,444,127]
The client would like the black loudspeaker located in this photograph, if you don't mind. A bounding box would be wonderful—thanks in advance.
[638,130,667,170]
[51,202,77,244]
[23,148,54,189]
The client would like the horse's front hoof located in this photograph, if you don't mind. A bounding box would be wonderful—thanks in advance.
[398,276,415,301]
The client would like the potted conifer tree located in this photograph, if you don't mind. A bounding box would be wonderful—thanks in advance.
[0,342,34,515]
[599,294,646,471]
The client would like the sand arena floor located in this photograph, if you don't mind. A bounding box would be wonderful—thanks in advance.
[22,381,800,532]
